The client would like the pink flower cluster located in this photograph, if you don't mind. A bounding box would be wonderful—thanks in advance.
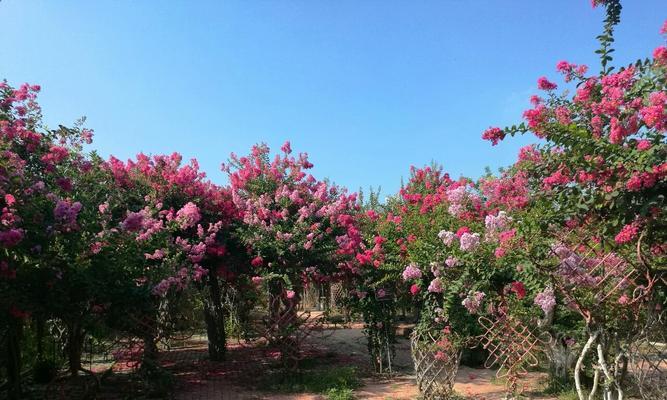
[445,256,459,268]
[556,61,588,82]
[552,244,598,287]
[639,92,667,131]
[484,211,512,241]
[176,202,201,230]
[438,230,456,246]
[402,263,422,281]
[54,199,83,232]
[122,211,145,232]
[462,291,485,314]
[542,169,571,190]
[479,172,530,211]
[427,277,443,293]
[537,76,557,91]
[614,222,640,244]
[459,232,480,252]
[534,286,556,314]
[481,127,505,146]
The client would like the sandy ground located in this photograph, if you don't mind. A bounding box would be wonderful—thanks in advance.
[171,323,557,400]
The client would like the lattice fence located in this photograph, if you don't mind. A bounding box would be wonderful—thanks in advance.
[299,282,348,312]
[628,308,667,400]
[476,315,548,396]
[259,291,332,368]
[411,330,461,400]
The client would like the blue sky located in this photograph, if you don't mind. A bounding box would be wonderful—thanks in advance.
[1,1,665,196]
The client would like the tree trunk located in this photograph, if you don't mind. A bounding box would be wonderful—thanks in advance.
[266,280,300,368]
[546,335,575,388]
[142,330,159,368]
[140,311,159,371]
[36,317,45,359]
[575,329,599,400]
[203,273,226,361]
[66,321,85,377]
[279,286,300,368]
[6,320,22,400]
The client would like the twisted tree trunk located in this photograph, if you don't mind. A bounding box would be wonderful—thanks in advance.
[575,329,599,400]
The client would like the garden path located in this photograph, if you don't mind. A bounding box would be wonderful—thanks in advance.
[168,324,558,400]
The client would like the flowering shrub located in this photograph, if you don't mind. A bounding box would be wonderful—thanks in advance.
[345,190,404,373]
[0,81,239,396]
[225,142,361,288]
[346,162,544,385]
[224,142,362,364]
[0,82,110,388]
[480,2,666,397]
[483,5,666,257]
[103,151,241,362]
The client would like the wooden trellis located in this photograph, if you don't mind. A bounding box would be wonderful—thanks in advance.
[261,292,330,368]
[628,308,667,400]
[299,282,348,312]
[411,330,461,400]
[547,235,643,308]
[537,229,664,400]
[477,315,548,396]
[330,282,346,309]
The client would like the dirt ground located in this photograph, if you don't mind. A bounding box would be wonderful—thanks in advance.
[171,323,558,400]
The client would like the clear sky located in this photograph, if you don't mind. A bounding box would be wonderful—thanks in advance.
[1,1,665,196]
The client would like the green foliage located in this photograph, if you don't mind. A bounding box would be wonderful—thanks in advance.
[258,364,361,396]
[137,361,175,398]
[596,0,622,74]
[557,389,581,400]
[324,387,356,400]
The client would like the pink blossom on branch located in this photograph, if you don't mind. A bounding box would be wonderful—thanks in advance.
[462,291,485,314]
[534,287,556,314]
[427,278,443,293]
[636,140,652,151]
[481,127,506,146]
[537,76,558,91]
[175,202,201,230]
[614,222,641,244]
[459,232,480,252]
[54,199,83,232]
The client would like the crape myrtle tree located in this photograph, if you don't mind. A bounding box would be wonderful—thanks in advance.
[0,83,145,394]
[390,162,600,397]
[85,162,187,375]
[31,150,216,391]
[394,166,539,354]
[0,82,121,397]
[350,162,549,383]
[482,1,667,398]
[347,185,403,373]
[104,152,245,363]
[224,142,362,363]
[0,80,221,399]
[0,81,77,397]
